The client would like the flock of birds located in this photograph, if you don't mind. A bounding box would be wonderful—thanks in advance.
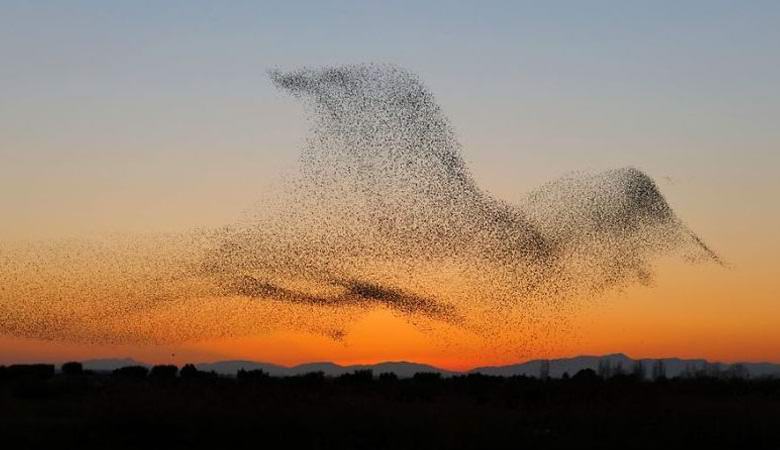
[0,64,719,350]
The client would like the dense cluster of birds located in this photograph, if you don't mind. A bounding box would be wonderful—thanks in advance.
[0,64,720,349]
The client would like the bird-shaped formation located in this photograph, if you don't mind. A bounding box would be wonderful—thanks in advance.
[0,64,719,347]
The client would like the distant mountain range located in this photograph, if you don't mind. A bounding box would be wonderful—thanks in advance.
[75,354,780,379]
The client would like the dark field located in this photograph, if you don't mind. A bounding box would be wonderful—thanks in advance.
[2,364,779,449]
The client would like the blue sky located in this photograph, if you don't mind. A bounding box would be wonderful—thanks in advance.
[1,1,778,244]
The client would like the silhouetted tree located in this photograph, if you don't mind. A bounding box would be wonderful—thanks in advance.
[413,372,442,382]
[6,364,55,380]
[112,365,149,379]
[598,359,612,379]
[631,361,646,381]
[180,363,200,379]
[705,362,723,379]
[651,360,666,381]
[150,365,178,380]
[378,372,398,383]
[728,363,749,380]
[613,361,625,377]
[539,359,550,381]
[237,368,269,382]
[682,363,697,379]
[294,371,325,386]
[61,361,83,376]
[338,369,374,385]
[572,368,600,383]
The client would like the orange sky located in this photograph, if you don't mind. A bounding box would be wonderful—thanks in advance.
[1,174,778,368]
[2,255,777,369]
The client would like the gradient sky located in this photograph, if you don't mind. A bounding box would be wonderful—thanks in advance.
[1,1,779,368]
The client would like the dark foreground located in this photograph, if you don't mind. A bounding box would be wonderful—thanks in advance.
[2,364,779,450]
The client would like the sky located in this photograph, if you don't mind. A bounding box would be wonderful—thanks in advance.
[1,1,779,368]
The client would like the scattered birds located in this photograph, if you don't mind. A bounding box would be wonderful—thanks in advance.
[0,64,719,349]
